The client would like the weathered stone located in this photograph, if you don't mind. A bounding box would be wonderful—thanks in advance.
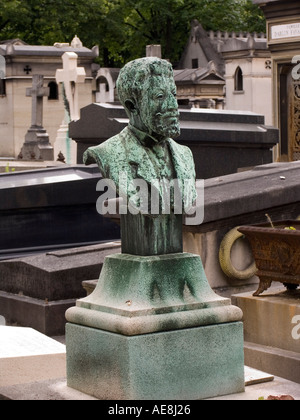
[66,321,244,400]
[66,252,242,336]
[0,165,120,259]
[120,212,183,255]
[232,287,300,383]
[0,242,121,335]
[21,75,54,161]
[0,326,66,387]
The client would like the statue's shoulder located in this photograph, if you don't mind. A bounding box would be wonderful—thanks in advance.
[168,138,194,161]
[83,127,131,166]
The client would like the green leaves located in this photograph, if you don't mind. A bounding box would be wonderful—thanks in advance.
[0,0,266,66]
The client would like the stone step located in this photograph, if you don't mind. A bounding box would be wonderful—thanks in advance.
[244,341,300,384]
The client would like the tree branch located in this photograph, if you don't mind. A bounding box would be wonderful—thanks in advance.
[134,8,147,23]
[124,22,153,41]
[0,20,9,32]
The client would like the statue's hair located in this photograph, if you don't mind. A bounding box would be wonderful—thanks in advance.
[117,57,173,110]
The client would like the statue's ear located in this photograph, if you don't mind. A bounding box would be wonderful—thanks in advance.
[125,99,137,115]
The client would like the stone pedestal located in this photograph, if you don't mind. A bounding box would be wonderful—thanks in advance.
[54,120,77,165]
[21,128,54,161]
[66,321,244,400]
[66,252,245,399]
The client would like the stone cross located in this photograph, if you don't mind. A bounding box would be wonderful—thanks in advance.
[21,74,53,161]
[56,52,86,121]
[26,74,49,128]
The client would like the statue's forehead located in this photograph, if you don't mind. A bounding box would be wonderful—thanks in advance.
[145,74,176,89]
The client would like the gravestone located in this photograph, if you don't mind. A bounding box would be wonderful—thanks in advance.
[66,57,245,400]
[70,103,279,178]
[56,52,86,122]
[0,242,121,336]
[0,165,120,260]
[0,326,66,387]
[20,75,54,161]
[55,52,86,164]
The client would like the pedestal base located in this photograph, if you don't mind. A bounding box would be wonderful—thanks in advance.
[66,253,242,335]
[66,252,245,399]
[21,128,54,161]
[66,321,245,400]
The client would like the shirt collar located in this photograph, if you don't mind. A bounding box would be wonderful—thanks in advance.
[128,123,167,148]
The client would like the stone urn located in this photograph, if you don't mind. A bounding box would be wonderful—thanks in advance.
[238,220,300,296]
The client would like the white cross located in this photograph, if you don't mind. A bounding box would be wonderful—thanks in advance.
[56,52,86,121]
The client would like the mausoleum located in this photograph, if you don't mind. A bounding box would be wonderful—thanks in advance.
[0,37,98,159]
[178,20,272,124]
[254,0,300,162]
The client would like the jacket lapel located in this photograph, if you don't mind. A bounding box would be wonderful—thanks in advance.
[124,131,158,184]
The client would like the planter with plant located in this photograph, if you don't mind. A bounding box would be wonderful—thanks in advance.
[238,215,300,296]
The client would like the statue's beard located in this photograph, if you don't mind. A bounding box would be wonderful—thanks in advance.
[149,112,180,139]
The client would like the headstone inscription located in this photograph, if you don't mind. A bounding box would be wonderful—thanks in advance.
[20,75,54,160]
[66,57,245,400]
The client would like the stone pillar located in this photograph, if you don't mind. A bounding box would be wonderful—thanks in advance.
[55,52,86,164]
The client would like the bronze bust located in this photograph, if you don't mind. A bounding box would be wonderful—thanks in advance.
[84,57,197,255]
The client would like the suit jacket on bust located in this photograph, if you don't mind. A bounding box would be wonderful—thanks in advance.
[83,126,197,213]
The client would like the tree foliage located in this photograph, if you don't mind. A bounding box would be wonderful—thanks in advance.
[0,0,266,66]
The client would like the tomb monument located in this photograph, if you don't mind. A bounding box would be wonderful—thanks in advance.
[20,75,54,161]
[65,57,245,400]
[55,52,86,163]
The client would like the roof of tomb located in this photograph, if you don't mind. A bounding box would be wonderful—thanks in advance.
[0,36,98,58]
[178,20,269,74]
[174,61,225,85]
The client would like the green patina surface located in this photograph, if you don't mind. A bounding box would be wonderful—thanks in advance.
[84,57,197,256]
[66,58,245,400]
[66,252,243,336]
[66,321,245,400]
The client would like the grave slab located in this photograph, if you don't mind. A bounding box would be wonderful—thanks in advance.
[69,103,278,178]
[232,287,300,383]
[0,242,121,335]
[0,165,120,260]
[0,326,66,387]
[2,368,299,401]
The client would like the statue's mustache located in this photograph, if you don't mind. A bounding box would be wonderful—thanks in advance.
[156,111,180,119]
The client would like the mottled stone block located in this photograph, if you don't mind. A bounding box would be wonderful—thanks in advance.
[66,321,245,400]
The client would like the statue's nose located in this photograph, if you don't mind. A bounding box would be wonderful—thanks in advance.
[163,93,178,111]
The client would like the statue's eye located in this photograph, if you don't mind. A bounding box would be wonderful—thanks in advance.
[155,93,164,99]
